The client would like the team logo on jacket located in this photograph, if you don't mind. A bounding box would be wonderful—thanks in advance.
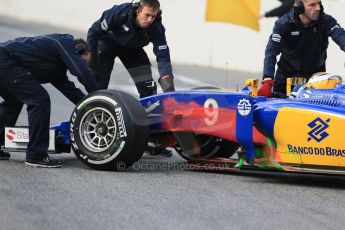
[307,117,330,142]
[101,19,108,31]
[272,33,281,43]
[158,45,167,50]
[331,24,340,31]
[237,99,251,116]
[122,24,129,32]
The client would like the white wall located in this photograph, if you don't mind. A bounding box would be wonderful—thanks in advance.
[0,0,345,75]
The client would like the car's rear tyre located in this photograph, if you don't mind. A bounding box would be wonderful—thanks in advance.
[70,90,149,170]
[174,133,239,160]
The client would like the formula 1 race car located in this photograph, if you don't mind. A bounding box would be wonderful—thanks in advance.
[4,73,345,175]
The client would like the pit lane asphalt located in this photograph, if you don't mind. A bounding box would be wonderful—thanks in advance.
[1,16,345,230]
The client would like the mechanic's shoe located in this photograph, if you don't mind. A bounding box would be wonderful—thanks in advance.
[25,156,62,168]
[0,150,10,160]
[148,148,173,157]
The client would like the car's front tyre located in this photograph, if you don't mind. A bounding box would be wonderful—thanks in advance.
[70,90,149,170]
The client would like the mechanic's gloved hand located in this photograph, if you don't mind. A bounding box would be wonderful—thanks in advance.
[158,75,175,92]
[258,79,274,97]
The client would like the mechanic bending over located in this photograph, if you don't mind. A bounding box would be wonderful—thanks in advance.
[0,34,100,167]
[88,0,175,157]
[258,0,345,97]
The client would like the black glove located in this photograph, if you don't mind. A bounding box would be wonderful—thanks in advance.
[158,76,175,92]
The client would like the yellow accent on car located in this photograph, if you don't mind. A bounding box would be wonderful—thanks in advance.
[274,107,345,167]
[245,79,258,96]
[286,77,306,95]
[306,72,342,89]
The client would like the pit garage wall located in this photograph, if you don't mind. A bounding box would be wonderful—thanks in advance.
[1,0,344,76]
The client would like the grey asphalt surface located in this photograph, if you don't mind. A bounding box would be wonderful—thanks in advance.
[1,16,345,230]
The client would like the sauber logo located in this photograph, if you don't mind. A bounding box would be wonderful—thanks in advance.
[6,129,15,141]
[307,117,330,142]
[5,128,29,142]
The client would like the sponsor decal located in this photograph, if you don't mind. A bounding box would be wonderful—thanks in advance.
[122,24,129,32]
[5,127,55,150]
[101,19,108,31]
[203,98,219,126]
[331,24,340,31]
[302,92,345,100]
[70,111,79,150]
[115,108,127,138]
[158,45,167,50]
[6,129,15,141]
[237,98,251,116]
[6,129,29,142]
[272,33,281,42]
[307,117,330,142]
[287,144,345,157]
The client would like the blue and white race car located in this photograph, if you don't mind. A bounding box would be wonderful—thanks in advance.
[4,73,345,174]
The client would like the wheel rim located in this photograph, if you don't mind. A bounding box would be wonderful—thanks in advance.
[79,107,117,153]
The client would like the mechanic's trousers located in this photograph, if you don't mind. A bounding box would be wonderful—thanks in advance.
[94,41,157,98]
[0,50,50,160]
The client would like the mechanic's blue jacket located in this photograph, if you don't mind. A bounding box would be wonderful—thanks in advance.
[0,34,100,104]
[87,3,172,77]
[263,9,345,79]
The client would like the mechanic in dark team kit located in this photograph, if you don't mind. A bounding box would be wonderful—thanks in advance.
[88,0,175,156]
[0,34,100,167]
[88,0,175,95]
[258,0,345,97]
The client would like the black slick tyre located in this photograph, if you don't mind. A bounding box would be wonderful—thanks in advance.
[70,90,149,170]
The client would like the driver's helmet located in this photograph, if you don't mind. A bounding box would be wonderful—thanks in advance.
[306,72,342,89]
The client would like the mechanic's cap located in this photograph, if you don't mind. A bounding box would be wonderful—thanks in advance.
[74,39,89,55]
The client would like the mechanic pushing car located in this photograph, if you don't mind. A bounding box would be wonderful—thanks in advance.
[0,34,100,167]
[258,0,345,97]
[87,0,175,95]
[88,0,175,157]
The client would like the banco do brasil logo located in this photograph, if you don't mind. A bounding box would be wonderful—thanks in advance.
[307,117,330,142]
